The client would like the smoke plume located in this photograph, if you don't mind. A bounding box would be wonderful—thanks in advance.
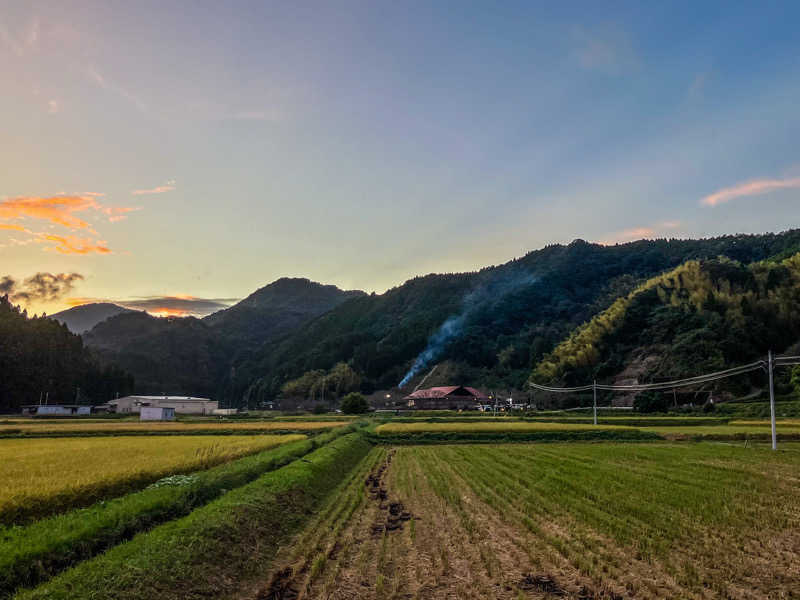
[398,271,537,388]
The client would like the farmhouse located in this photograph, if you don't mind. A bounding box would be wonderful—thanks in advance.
[109,396,218,415]
[403,386,488,410]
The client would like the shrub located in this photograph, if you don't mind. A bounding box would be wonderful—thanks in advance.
[340,392,369,414]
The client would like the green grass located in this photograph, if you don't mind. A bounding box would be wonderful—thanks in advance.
[0,426,354,599]
[15,432,373,600]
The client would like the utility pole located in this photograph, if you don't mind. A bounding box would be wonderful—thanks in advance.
[593,380,597,426]
[768,350,777,451]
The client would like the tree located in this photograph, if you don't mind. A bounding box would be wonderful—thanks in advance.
[340,392,369,414]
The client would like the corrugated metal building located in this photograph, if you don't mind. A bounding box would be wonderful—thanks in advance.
[140,406,176,421]
[403,386,488,410]
[21,405,92,416]
[109,396,218,415]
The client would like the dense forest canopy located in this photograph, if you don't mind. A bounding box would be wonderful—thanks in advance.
[0,295,133,413]
[531,253,800,400]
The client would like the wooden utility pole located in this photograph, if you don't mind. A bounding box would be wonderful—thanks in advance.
[768,350,777,451]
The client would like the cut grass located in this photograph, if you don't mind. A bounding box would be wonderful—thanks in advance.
[0,434,304,525]
[15,432,373,600]
[0,427,355,599]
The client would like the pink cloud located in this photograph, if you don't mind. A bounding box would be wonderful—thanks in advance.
[701,177,800,206]
[600,221,681,245]
[132,183,175,195]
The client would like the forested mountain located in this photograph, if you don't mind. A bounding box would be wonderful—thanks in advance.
[50,303,135,334]
[230,230,800,406]
[204,278,364,346]
[83,279,363,397]
[531,253,800,399]
[0,296,133,412]
[77,229,800,408]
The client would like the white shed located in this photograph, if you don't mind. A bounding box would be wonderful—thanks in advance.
[140,406,176,421]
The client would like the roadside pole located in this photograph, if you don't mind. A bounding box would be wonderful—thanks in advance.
[593,380,597,426]
[768,350,777,451]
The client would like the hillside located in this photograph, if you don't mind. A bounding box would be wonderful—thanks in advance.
[230,230,800,406]
[83,312,225,397]
[83,279,363,397]
[0,296,133,412]
[51,303,135,334]
[204,278,364,346]
[531,253,800,404]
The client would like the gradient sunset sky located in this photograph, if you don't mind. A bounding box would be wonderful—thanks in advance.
[3,1,800,316]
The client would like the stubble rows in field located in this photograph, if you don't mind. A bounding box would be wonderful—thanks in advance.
[255,442,800,599]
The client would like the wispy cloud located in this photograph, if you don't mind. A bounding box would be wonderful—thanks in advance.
[40,234,111,255]
[600,221,681,245]
[0,17,39,57]
[87,66,146,112]
[132,180,176,195]
[570,25,640,74]
[1,272,83,304]
[701,177,800,206]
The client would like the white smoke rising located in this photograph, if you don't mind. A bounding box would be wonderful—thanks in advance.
[398,271,538,388]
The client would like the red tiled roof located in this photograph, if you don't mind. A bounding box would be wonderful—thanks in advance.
[405,385,487,400]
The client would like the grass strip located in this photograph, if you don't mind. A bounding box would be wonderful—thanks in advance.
[14,432,372,600]
[0,426,355,599]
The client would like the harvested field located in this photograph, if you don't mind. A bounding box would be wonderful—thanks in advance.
[0,420,340,436]
[0,434,304,524]
[253,442,800,599]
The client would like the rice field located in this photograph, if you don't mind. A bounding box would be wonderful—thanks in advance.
[375,419,800,439]
[259,441,800,599]
[0,434,305,524]
[0,420,341,436]
[375,421,637,434]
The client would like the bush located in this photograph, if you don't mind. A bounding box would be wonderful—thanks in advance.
[312,404,328,414]
[340,392,369,414]
[634,391,670,413]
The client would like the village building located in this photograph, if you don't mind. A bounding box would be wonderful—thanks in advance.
[403,386,488,410]
[109,396,218,415]
[21,404,92,416]
[139,406,176,421]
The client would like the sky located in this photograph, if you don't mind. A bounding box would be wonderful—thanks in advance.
[3,1,800,316]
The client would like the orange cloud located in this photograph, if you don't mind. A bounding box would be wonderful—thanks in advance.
[0,194,138,255]
[40,234,111,255]
[701,177,800,206]
[0,223,29,232]
[0,195,100,229]
[132,184,175,195]
[0,194,137,228]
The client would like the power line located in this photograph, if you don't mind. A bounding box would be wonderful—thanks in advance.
[530,360,766,393]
